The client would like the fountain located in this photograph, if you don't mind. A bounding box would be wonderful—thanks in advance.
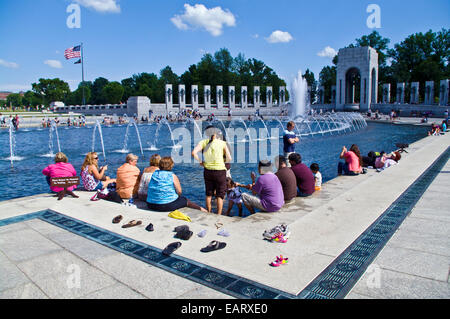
[92,120,107,161]
[46,121,62,157]
[119,118,144,156]
[290,70,309,119]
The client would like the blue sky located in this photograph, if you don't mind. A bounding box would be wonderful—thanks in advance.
[0,0,449,92]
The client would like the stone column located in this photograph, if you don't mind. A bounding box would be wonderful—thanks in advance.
[165,84,173,109]
[318,86,324,104]
[439,79,449,106]
[253,86,261,108]
[228,86,235,109]
[191,85,199,109]
[204,85,211,109]
[331,85,336,105]
[425,81,434,105]
[279,86,286,105]
[266,86,273,107]
[178,84,186,109]
[382,84,390,104]
[410,82,419,104]
[241,86,248,108]
[396,83,405,104]
[216,85,224,109]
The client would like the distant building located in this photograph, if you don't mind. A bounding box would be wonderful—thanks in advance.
[0,92,13,100]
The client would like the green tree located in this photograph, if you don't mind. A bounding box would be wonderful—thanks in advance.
[90,77,109,104]
[6,93,23,108]
[101,82,124,104]
[303,69,317,104]
[31,78,70,106]
[388,28,449,100]
[319,66,337,104]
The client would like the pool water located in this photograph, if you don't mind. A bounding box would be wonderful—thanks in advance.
[0,121,428,213]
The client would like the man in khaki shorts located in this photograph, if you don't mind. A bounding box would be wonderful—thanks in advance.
[240,160,284,214]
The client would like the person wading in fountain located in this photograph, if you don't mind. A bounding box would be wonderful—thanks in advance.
[283,121,299,167]
[192,126,232,215]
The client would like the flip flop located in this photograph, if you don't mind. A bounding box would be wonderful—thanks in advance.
[121,220,142,228]
[200,240,227,253]
[162,242,182,256]
[217,229,230,237]
[214,222,223,229]
[197,229,207,238]
[112,215,123,224]
[145,223,154,232]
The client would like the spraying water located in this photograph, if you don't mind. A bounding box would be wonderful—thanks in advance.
[290,70,309,118]
[92,120,107,161]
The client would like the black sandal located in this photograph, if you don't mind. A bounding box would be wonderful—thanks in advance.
[200,240,226,253]
[162,242,182,256]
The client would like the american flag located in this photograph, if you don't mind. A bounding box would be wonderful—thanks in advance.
[64,45,81,60]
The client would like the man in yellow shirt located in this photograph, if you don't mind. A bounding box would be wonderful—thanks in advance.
[192,126,232,215]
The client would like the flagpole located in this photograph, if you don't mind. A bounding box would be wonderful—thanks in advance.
[81,42,85,105]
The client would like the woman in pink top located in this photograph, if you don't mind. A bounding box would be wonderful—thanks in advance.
[42,152,79,199]
[338,144,363,176]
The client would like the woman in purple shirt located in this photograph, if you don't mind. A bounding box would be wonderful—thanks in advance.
[239,160,285,214]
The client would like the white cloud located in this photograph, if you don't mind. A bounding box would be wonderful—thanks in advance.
[171,4,236,37]
[266,30,293,44]
[74,0,121,13]
[0,59,19,69]
[317,46,337,58]
[44,60,63,69]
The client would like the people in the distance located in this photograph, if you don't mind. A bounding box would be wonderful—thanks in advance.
[146,157,207,212]
[274,155,297,203]
[283,121,299,167]
[42,152,79,200]
[338,144,363,176]
[137,154,161,201]
[192,126,232,215]
[240,160,284,214]
[288,153,315,197]
[80,152,116,191]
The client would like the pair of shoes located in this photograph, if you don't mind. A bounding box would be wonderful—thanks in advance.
[270,255,288,267]
[263,223,289,240]
[174,225,193,240]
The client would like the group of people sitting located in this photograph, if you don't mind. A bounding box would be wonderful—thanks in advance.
[44,123,411,216]
[428,120,447,136]
[41,126,324,217]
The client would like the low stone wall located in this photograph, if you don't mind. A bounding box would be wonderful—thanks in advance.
[311,103,449,118]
